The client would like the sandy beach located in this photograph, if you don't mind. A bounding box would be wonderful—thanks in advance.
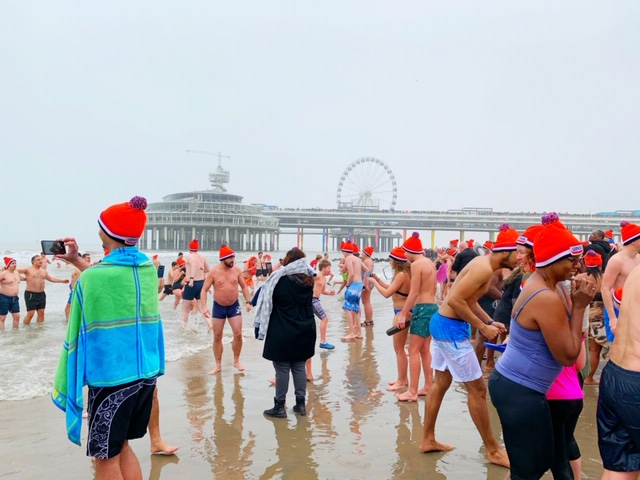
[0,288,606,480]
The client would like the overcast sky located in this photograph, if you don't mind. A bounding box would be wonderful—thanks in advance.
[2,1,638,247]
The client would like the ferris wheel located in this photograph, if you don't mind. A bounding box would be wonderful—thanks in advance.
[336,157,398,211]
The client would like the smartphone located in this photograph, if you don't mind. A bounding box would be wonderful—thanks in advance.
[41,240,66,256]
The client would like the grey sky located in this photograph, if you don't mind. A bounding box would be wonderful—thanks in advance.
[2,1,638,246]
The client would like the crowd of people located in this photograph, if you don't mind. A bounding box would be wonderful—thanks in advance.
[4,195,640,479]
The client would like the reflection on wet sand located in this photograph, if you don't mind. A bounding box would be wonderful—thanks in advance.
[148,453,179,480]
[210,374,255,479]
[259,416,317,479]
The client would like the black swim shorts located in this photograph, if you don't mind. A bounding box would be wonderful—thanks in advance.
[87,377,156,459]
[181,280,204,301]
[597,361,640,472]
[24,291,46,311]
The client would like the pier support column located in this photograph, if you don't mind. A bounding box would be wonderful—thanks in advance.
[431,230,436,250]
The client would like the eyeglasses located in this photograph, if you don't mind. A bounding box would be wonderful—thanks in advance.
[565,255,583,264]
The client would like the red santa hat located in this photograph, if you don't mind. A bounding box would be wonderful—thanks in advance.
[533,213,583,268]
[98,196,148,246]
[402,232,423,254]
[467,239,475,248]
[449,239,459,247]
[363,246,374,257]
[189,239,199,252]
[483,240,494,251]
[613,287,623,305]
[584,250,602,268]
[516,224,543,248]
[340,241,354,253]
[4,256,16,267]
[352,244,360,254]
[620,221,640,246]
[389,247,407,262]
[219,244,235,260]
[604,230,614,239]
[492,223,520,252]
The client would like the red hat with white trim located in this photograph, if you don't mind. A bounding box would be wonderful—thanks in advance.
[4,256,16,267]
[604,230,614,239]
[613,287,623,305]
[492,223,520,252]
[533,213,583,268]
[584,250,602,268]
[340,241,354,253]
[467,239,475,248]
[98,196,148,246]
[389,247,407,262]
[449,239,459,247]
[402,232,423,254]
[219,244,235,260]
[620,221,640,246]
[189,239,199,252]
[483,240,494,251]
[363,246,374,257]
[352,244,360,254]
[517,224,543,248]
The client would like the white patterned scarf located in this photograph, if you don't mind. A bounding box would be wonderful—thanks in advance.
[254,258,316,340]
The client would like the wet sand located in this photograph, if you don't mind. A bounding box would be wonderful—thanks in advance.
[0,294,606,479]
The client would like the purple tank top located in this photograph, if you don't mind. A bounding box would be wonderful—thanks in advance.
[495,288,563,394]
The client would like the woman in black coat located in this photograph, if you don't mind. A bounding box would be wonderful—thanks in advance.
[255,248,316,418]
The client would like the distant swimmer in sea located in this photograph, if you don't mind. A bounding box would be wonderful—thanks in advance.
[0,257,21,329]
[394,233,438,403]
[65,253,91,322]
[19,254,69,325]
[181,239,210,327]
[369,247,412,392]
[202,244,253,374]
[421,224,518,468]
[601,221,640,343]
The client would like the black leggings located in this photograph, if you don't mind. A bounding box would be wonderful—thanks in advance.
[489,370,554,480]
[548,399,583,480]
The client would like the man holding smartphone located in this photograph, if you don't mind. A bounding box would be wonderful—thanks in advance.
[52,196,168,478]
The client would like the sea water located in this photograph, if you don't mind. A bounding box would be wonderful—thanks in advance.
[0,246,365,402]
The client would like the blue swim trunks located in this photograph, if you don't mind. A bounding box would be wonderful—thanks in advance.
[182,280,204,301]
[429,311,472,344]
[343,282,363,313]
[212,300,242,320]
[0,293,19,315]
[603,305,618,343]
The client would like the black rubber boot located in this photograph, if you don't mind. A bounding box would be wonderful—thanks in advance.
[264,398,287,418]
[293,396,307,416]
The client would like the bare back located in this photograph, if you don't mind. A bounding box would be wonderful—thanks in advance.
[345,255,363,284]
[440,256,494,320]
[411,257,437,304]
[186,252,210,281]
[610,264,640,371]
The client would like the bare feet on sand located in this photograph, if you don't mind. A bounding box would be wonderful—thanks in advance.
[420,439,455,453]
[342,335,356,342]
[209,365,222,375]
[395,391,418,402]
[151,441,180,455]
[486,447,510,468]
[584,377,599,385]
[386,381,408,392]
[233,360,245,371]
[417,388,429,397]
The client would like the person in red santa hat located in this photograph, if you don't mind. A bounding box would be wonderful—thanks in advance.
[488,213,596,479]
